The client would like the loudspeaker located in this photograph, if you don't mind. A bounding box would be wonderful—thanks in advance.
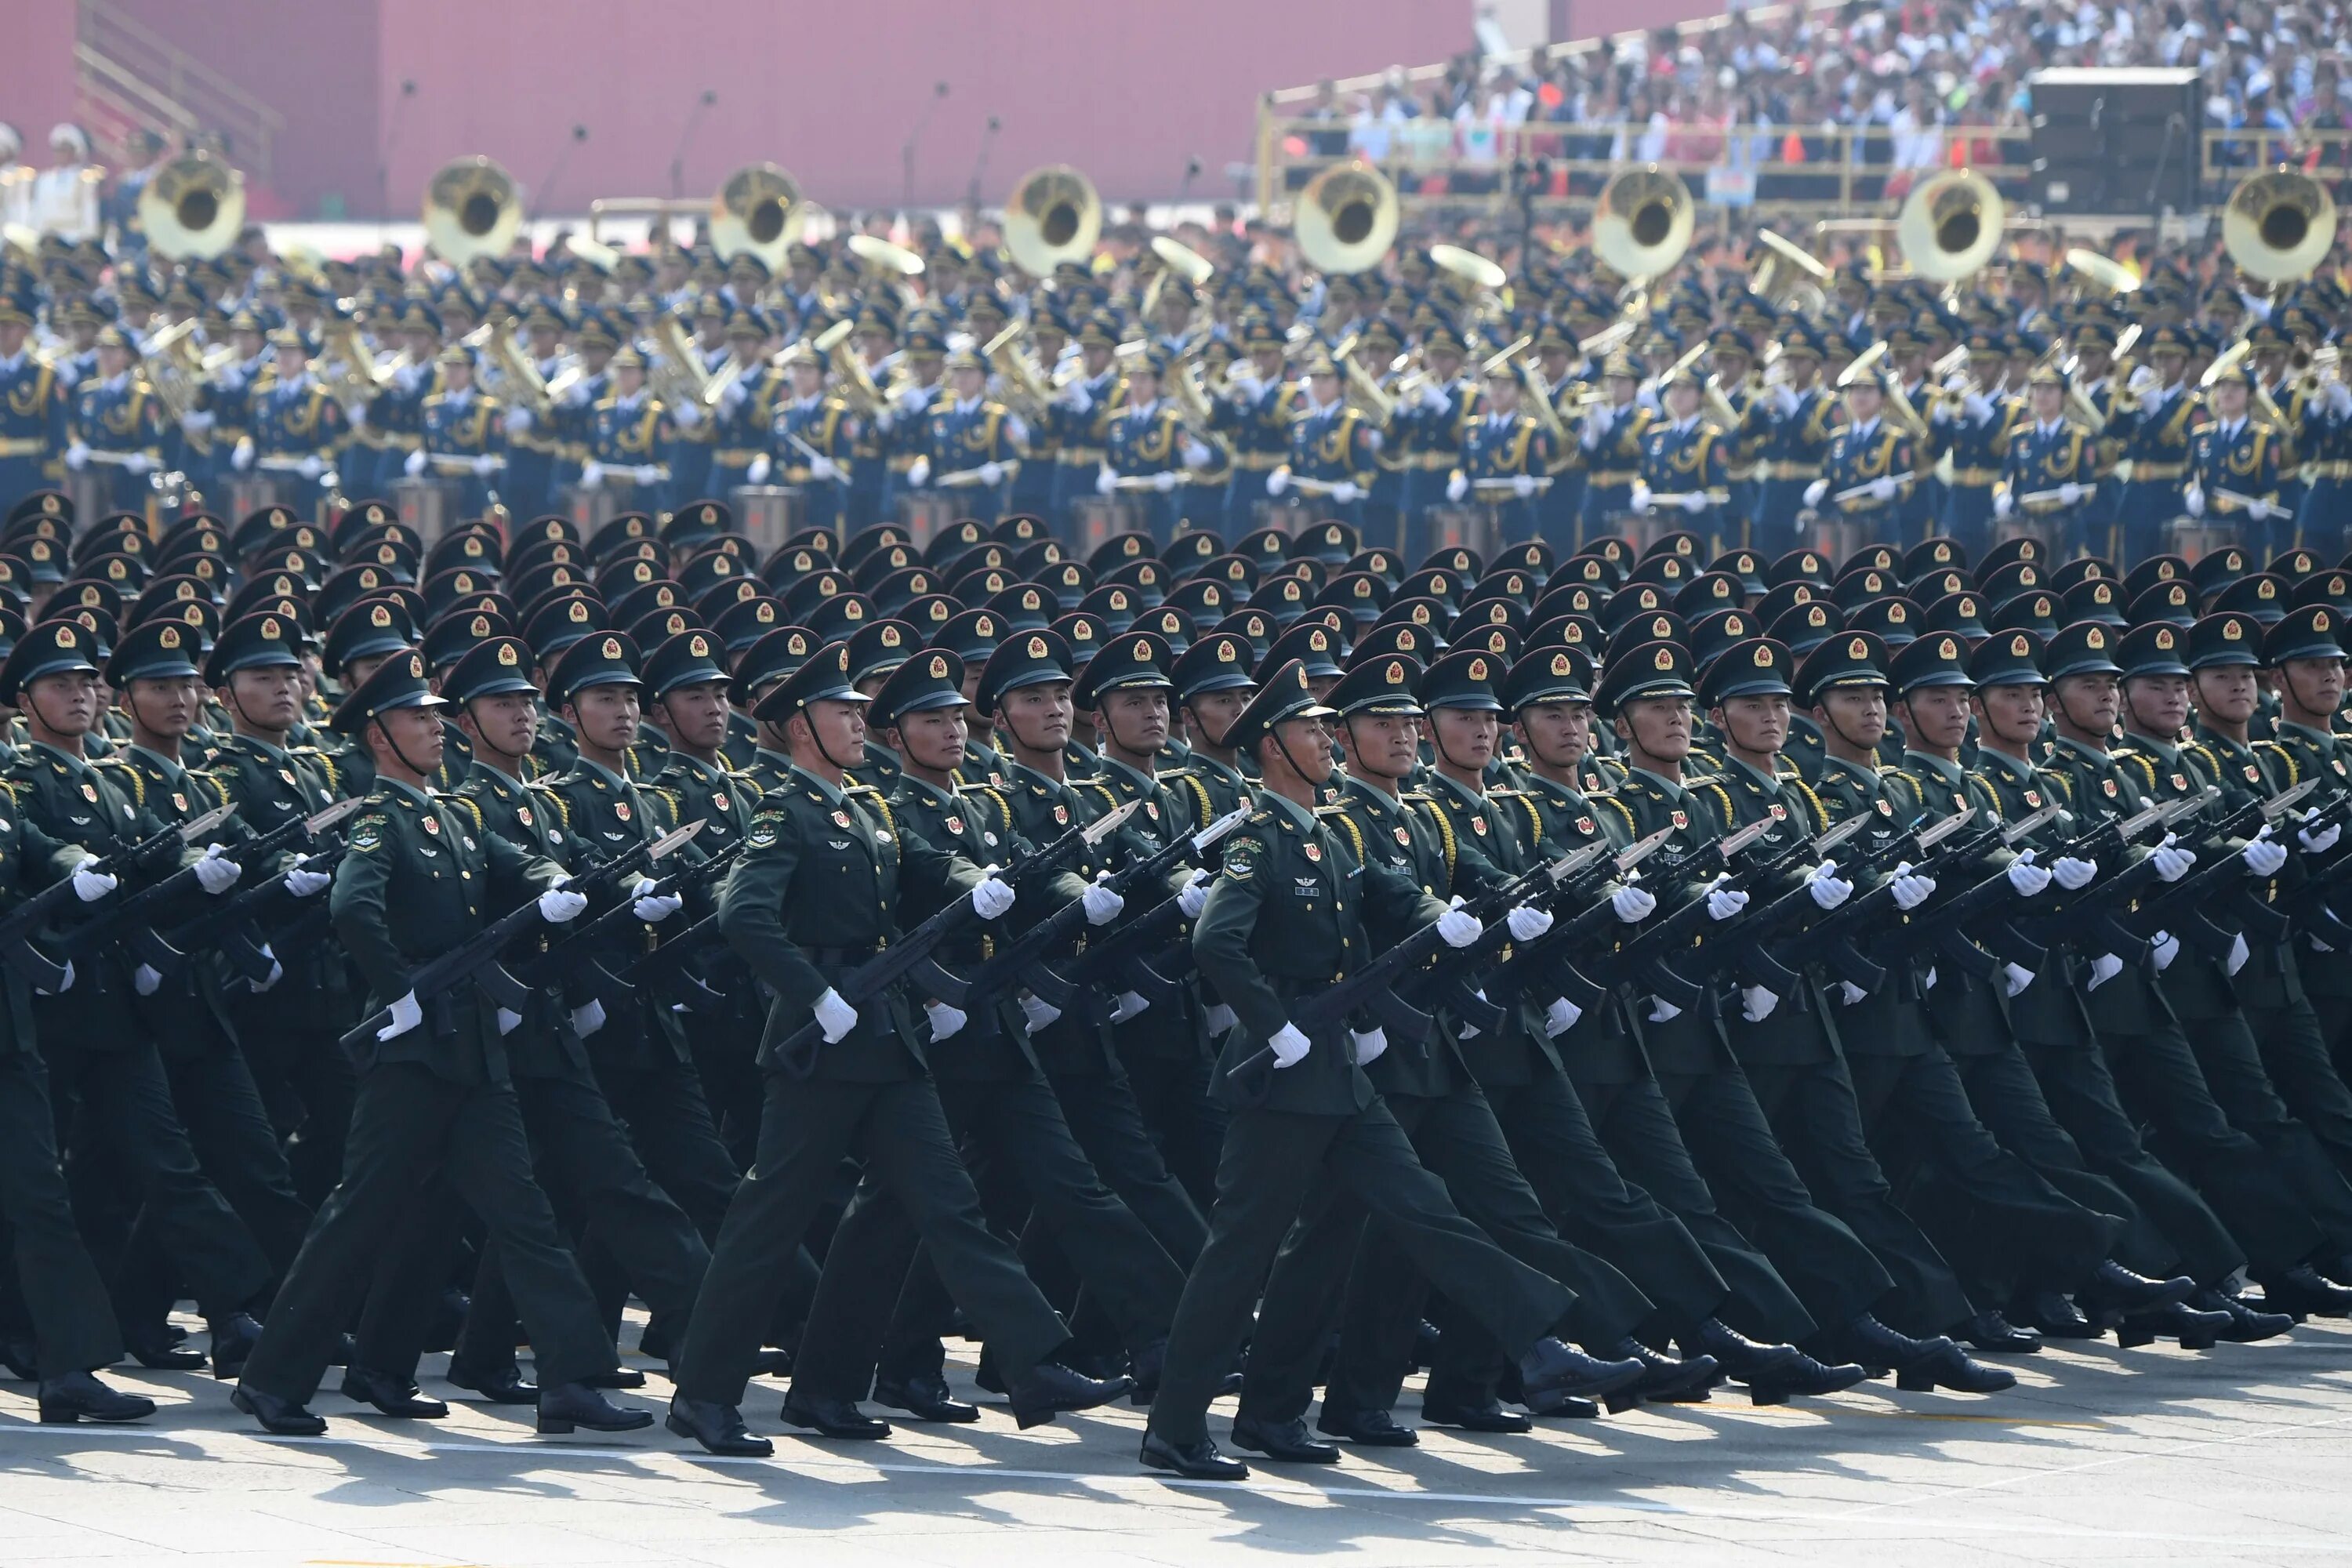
[2028,67,2201,216]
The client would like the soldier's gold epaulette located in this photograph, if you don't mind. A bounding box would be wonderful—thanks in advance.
[2183,742,2223,783]
[644,785,683,826]
[845,784,896,836]
[1692,779,1737,829]
[439,793,486,833]
[2255,739,2299,785]
[93,755,145,808]
[1171,768,1214,828]
[2035,768,2075,802]
[292,745,344,798]
[1316,804,1367,862]
[1505,790,1542,846]
[1788,777,1830,834]
[2116,752,2158,793]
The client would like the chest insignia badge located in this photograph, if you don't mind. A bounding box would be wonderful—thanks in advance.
[832,810,853,829]
[423,815,441,835]
[2024,789,2042,808]
[517,806,533,826]
[80,783,97,803]
[615,800,632,822]
[1303,841,1323,862]
[1054,804,1069,824]
[1394,825,1412,845]
[1670,809,1688,829]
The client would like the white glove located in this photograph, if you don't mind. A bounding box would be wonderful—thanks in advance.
[1109,990,1151,1023]
[1180,438,1212,469]
[1631,481,1654,512]
[925,1000,969,1040]
[1436,906,1482,948]
[1097,465,1120,495]
[1806,860,1854,910]
[1740,985,1780,1022]
[1544,996,1583,1036]
[378,989,423,1040]
[1419,383,1450,412]
[2128,365,2158,394]
[1265,466,1289,495]
[2226,932,2251,976]
[1707,878,1750,921]
[180,408,214,434]
[1679,488,1708,513]
[1018,993,1062,1033]
[634,887,684,922]
[671,401,702,429]
[2053,855,2097,890]
[1773,383,1799,418]
[2006,852,2052,897]
[2184,484,2205,517]
[1204,1002,1237,1035]
[1446,471,1469,503]
[343,402,369,429]
[720,379,749,412]
[1268,1022,1312,1069]
[978,460,1005,487]
[1057,382,1091,412]
[1506,904,1553,942]
[2085,953,2125,990]
[1329,480,1362,503]
[571,999,607,1037]
[972,872,1018,920]
[812,987,858,1043]
[1835,980,1868,1006]
[496,1007,523,1036]
[1889,863,1937,910]
[1152,469,1180,493]
[2241,830,2288,878]
[1962,390,1994,423]
[472,452,499,477]
[1922,967,1937,990]
[505,405,533,434]
[1080,871,1123,924]
[1512,473,1538,499]
[808,454,838,481]
[1867,475,1900,501]
[230,436,256,470]
[2299,811,2341,856]
[2150,835,2196,883]
[1646,996,1683,1023]
[1611,885,1657,923]
[2056,481,2085,506]
[579,459,604,489]
[298,454,324,480]
[539,884,590,922]
[194,844,242,895]
[1802,478,1828,507]
[70,858,116,902]
[2151,931,2180,971]
[1994,488,2014,519]
[2001,963,2036,997]
[1349,1026,1388,1065]
[285,855,333,898]
[132,963,162,996]
[2246,498,2275,522]
[122,451,153,474]
[403,448,428,477]
[630,463,663,485]
[906,456,931,488]
[1178,869,1212,920]
[746,452,772,485]
[64,440,89,470]
[2331,379,2352,419]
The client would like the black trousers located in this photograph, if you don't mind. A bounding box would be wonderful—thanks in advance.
[671,1073,1072,1409]
[1144,1099,1574,1448]
[2171,1007,2352,1260]
[1120,1047,1229,1212]
[795,1069,1189,1400]
[240,1062,618,1405]
[0,1048,122,1375]
[2251,998,2352,1193]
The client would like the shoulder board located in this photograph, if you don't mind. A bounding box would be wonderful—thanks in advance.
[1247,809,1275,826]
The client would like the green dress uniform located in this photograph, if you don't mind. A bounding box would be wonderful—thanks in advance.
[234,651,627,1425]
[1145,659,1584,1465]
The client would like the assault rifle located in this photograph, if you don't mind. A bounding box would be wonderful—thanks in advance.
[0,805,237,991]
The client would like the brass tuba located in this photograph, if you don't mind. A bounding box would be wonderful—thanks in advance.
[2223,168,2336,284]
[423,157,523,267]
[1294,159,1398,276]
[1593,165,1694,286]
[712,162,803,272]
[1004,165,1101,277]
[1897,169,2003,281]
[139,151,245,262]
[648,311,713,409]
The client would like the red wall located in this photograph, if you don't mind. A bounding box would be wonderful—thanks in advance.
[0,0,82,160]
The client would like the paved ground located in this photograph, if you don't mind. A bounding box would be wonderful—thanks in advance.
[5,1321,2352,1566]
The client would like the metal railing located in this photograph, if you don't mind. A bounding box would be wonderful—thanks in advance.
[77,0,285,181]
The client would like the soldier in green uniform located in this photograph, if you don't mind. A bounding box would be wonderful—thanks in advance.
[230,648,650,1440]
[728,623,821,798]
[1138,659,1648,1481]
[664,637,1131,1458]
[1,618,275,1377]
[1163,631,1259,840]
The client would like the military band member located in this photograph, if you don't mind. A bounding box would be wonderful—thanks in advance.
[497,303,568,519]
[1997,364,2098,556]
[2108,325,2201,565]
[1748,325,1834,554]
[234,329,347,514]
[1214,313,1299,535]
[2184,360,2286,558]
[767,341,856,539]
[1634,367,1730,554]
[408,345,505,517]
[1269,350,1379,534]
[63,325,162,512]
[1926,329,2017,562]
[1051,310,1123,533]
[0,285,71,514]
[702,307,777,500]
[1804,370,1914,539]
[578,347,674,512]
[1443,359,1550,546]
[906,348,1025,524]
[1578,351,1649,538]
[1101,346,1210,545]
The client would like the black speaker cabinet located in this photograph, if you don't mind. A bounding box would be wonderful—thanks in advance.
[2027,67,2201,216]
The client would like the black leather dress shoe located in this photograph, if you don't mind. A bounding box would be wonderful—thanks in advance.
[1129,1339,1167,1406]
[1316,1406,1417,1446]
[586,1367,648,1390]
[1006,1361,1133,1430]
[1421,1396,1536,1432]
[1693,1319,1802,1384]
[209,1313,263,1381]
[448,1361,539,1404]
[1229,1414,1340,1462]
[1610,1339,1719,1407]
[750,1348,794,1378]
[2016,1290,2103,1340]
[2116,1301,2230,1350]
[1898,1341,2016,1394]
[0,1337,37,1381]
[339,1365,450,1418]
[38,1371,154,1424]
[1958,1312,2042,1354]
[781,1394,892,1439]
[2258,1264,2352,1318]
[1744,1351,1868,1406]
[2081,1260,2197,1314]
[1842,1312,1943,1376]
[538,1381,654,1435]
[2192,1288,2296,1344]
[666,1397,773,1457]
[1140,1432,1247,1479]
[234,1385,328,1436]
[1516,1337,1646,1409]
[873,1372,979,1423]
[126,1329,206,1371]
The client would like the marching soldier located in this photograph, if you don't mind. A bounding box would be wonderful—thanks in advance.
[2184,359,2286,559]
[1805,369,1914,542]
[906,348,1025,524]
[1997,364,2098,557]
[578,347,674,513]
[234,329,347,514]
[1444,358,1552,547]
[408,345,506,517]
